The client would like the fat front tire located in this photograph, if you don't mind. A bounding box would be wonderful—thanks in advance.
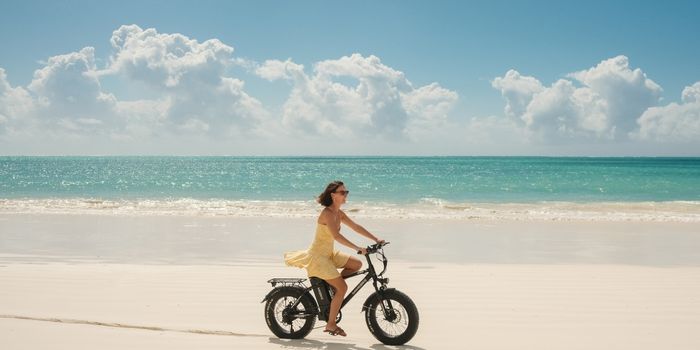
[264,287,317,339]
[364,289,419,345]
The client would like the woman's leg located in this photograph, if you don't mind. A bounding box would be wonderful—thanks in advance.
[341,256,363,277]
[324,276,347,335]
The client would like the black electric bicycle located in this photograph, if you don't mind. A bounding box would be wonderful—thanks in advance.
[262,242,419,345]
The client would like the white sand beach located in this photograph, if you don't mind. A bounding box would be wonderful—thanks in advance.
[1,214,700,349]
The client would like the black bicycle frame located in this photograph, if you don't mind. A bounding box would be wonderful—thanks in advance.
[341,252,390,308]
[290,250,389,316]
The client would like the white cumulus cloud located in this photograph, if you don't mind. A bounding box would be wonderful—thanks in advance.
[633,82,700,142]
[107,25,233,88]
[0,68,35,134]
[493,55,663,141]
[491,69,544,120]
[255,58,305,81]
[1,24,270,147]
[27,47,118,134]
[2,47,121,139]
[256,53,457,138]
[682,82,700,103]
[569,55,662,134]
[105,25,268,135]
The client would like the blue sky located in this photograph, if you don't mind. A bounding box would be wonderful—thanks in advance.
[1,0,699,155]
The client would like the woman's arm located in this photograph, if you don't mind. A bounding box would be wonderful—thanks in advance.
[340,210,382,243]
[319,210,363,252]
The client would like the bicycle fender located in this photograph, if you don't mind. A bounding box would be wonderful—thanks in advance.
[261,286,308,303]
[361,288,396,312]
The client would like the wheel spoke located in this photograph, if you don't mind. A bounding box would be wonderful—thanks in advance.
[271,295,310,334]
[372,298,409,337]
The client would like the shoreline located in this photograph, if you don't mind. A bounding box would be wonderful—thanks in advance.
[2,198,699,222]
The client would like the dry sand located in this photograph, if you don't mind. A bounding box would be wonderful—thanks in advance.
[1,214,699,349]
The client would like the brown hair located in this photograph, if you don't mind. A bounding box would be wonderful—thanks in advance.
[317,181,344,207]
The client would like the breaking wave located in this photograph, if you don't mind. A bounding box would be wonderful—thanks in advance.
[1,198,699,222]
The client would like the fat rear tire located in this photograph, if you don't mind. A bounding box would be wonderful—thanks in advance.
[264,287,317,339]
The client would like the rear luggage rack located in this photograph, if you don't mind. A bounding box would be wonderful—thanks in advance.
[267,278,307,287]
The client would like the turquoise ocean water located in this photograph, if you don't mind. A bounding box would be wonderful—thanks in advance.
[1,157,699,220]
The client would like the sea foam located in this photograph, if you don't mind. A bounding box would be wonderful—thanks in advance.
[1,198,699,222]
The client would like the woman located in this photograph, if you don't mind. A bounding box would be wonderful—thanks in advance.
[284,181,383,337]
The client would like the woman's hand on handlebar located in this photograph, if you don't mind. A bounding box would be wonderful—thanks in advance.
[364,241,389,254]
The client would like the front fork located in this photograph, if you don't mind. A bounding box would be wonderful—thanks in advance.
[374,278,397,321]
[360,275,397,321]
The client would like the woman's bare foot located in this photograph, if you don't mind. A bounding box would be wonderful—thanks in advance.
[323,325,347,337]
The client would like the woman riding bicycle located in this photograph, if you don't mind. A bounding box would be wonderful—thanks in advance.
[284,181,384,337]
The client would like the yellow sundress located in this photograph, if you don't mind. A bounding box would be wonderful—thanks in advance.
[284,224,351,280]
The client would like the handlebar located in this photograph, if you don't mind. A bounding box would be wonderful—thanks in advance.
[358,241,389,255]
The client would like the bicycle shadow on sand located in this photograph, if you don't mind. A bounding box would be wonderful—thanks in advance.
[268,337,426,350]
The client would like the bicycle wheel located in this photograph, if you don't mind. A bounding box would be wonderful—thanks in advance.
[264,287,317,339]
[364,289,419,345]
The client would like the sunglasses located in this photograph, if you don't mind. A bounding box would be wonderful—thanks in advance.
[334,190,350,196]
